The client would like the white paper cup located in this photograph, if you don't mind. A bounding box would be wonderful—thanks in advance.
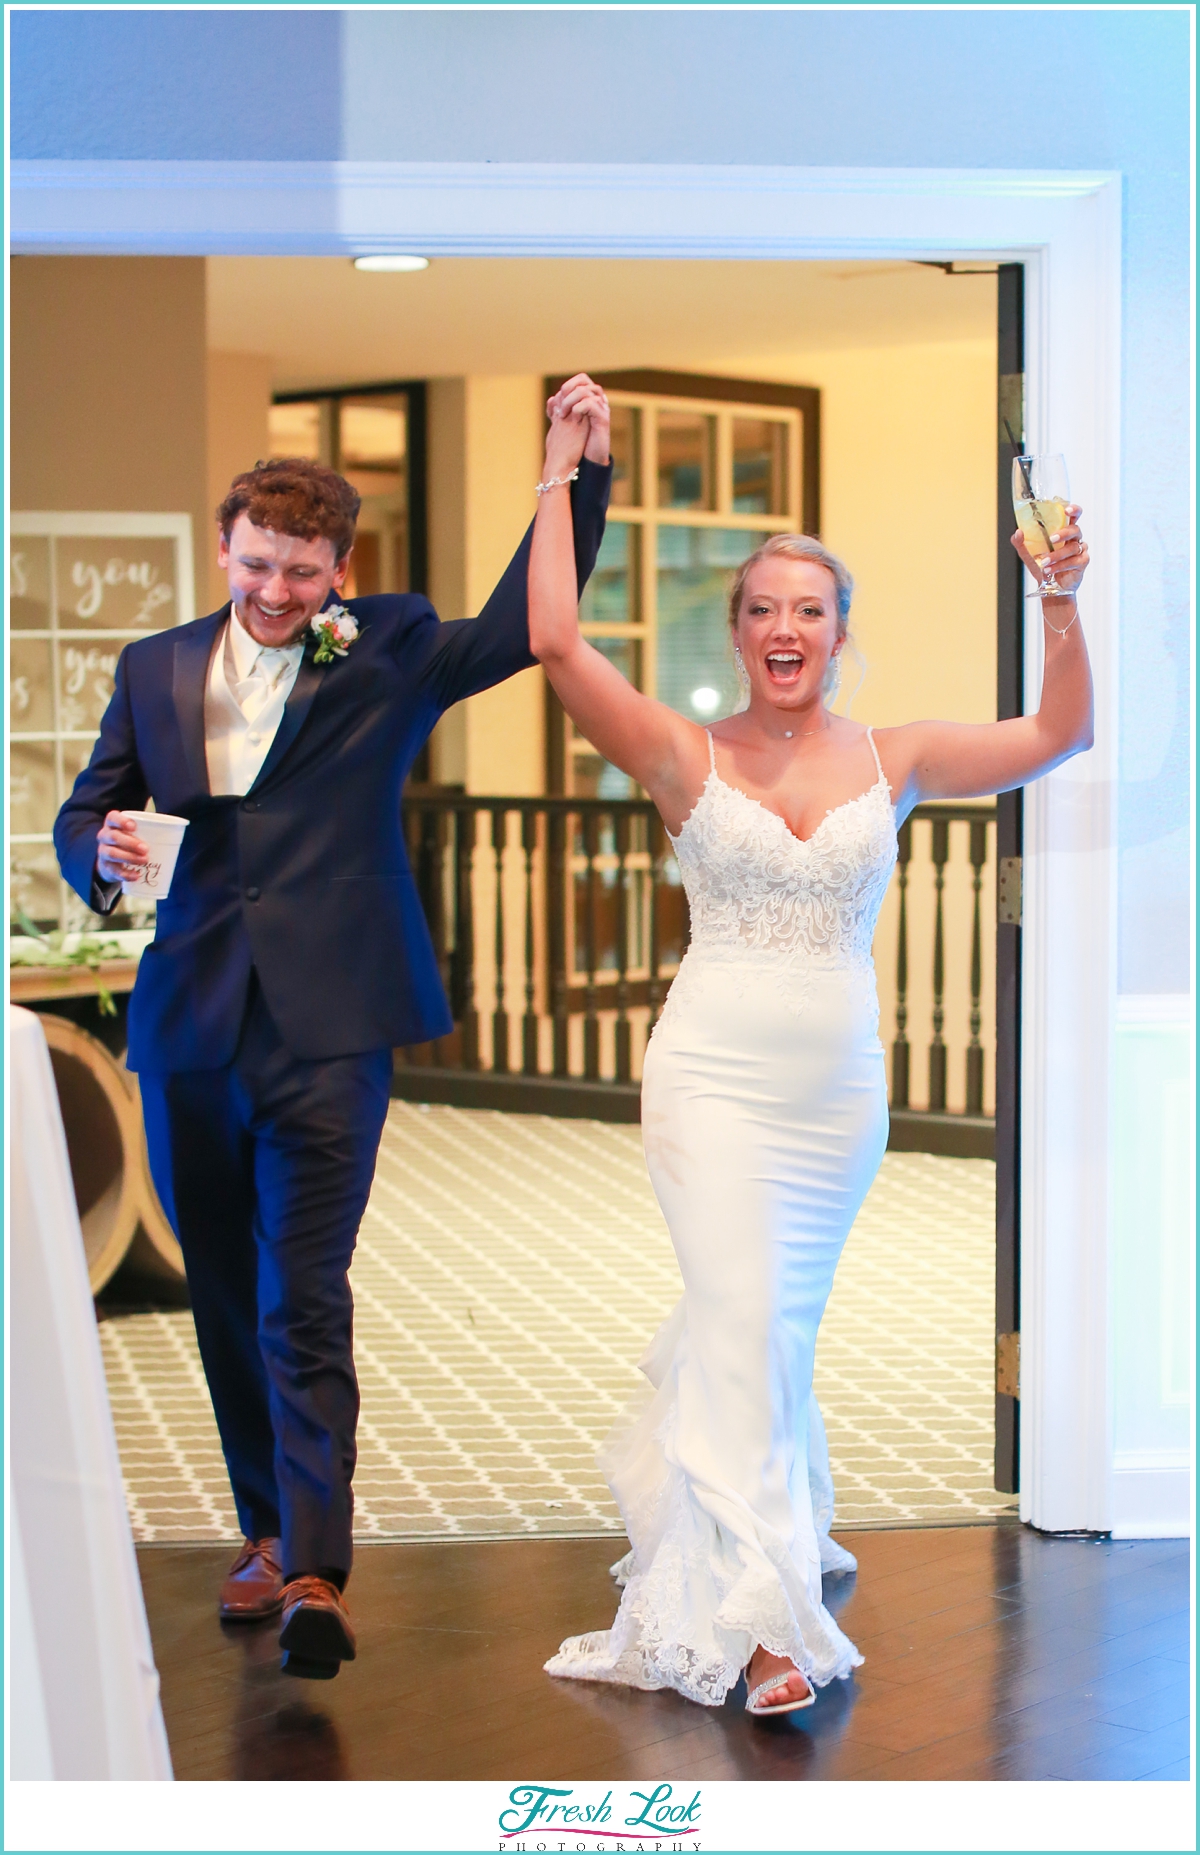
[119,810,189,901]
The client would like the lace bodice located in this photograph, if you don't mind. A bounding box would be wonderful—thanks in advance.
[669,729,897,970]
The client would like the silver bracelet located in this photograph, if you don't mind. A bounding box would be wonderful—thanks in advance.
[535,468,580,497]
[1043,598,1080,637]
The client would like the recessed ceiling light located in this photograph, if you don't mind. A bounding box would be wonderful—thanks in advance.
[352,255,429,273]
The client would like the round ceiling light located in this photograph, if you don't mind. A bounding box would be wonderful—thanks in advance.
[352,255,430,273]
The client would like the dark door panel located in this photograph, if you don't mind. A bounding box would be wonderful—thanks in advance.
[995,263,1024,1494]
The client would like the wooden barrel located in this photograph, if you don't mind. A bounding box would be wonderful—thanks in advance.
[38,1016,142,1293]
[119,1067,186,1282]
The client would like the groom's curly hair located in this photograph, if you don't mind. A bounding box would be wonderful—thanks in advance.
[217,458,361,562]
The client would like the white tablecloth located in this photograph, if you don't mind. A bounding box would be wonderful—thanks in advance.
[9,1007,172,1779]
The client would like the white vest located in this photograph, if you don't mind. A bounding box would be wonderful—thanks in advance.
[204,609,304,797]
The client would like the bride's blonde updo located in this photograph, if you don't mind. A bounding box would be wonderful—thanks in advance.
[727,534,854,639]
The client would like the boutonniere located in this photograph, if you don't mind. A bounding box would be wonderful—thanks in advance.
[310,605,360,665]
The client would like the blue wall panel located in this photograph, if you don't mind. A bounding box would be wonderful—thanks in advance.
[10,10,342,161]
[339,11,1186,172]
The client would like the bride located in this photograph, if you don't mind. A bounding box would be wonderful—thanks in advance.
[530,379,1093,1716]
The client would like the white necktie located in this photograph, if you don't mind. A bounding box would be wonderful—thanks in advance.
[235,649,294,725]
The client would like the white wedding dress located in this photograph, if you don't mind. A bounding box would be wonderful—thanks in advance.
[546,727,897,1706]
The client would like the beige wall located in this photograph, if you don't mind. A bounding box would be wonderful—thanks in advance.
[205,351,272,611]
[426,374,545,793]
[11,257,209,617]
[426,378,468,785]
[775,337,998,730]
[462,376,545,795]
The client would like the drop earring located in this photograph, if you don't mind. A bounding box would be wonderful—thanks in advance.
[824,650,843,704]
[733,643,751,713]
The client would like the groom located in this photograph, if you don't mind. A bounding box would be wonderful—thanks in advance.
[55,384,611,1678]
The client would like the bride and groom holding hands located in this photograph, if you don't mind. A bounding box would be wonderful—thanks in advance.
[55,373,1092,1709]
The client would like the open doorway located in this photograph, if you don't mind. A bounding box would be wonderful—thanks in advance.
[11,250,1028,1537]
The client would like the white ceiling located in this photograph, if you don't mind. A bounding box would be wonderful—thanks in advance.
[207,257,996,392]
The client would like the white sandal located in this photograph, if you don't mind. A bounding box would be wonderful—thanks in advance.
[745,1667,816,1716]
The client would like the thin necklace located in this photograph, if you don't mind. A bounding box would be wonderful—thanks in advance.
[747,698,832,743]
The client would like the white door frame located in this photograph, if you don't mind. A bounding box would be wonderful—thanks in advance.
[12,158,1123,1531]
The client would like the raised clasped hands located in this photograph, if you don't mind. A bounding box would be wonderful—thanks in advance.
[1010,501,1089,599]
[543,373,611,483]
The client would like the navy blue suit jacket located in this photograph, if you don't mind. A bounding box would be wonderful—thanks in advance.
[55,459,610,1072]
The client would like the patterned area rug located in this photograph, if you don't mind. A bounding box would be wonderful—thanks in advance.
[98,1103,1014,1542]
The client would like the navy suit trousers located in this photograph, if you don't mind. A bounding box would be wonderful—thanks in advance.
[138,976,393,1578]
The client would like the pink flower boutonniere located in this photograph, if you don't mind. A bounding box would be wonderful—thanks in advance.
[310,605,360,665]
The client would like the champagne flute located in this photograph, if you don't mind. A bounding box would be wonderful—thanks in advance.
[1012,453,1071,599]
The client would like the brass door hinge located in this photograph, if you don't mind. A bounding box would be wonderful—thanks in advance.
[998,856,1022,926]
[996,1331,1021,1400]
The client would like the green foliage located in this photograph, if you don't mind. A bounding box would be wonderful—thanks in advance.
[11,907,123,1017]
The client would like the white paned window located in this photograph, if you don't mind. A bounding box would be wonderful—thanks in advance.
[10,513,195,932]
[553,374,818,796]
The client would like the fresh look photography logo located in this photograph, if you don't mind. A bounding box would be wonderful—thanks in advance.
[498,1782,702,1850]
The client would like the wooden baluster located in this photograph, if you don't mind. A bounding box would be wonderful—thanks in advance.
[491,806,509,1075]
[410,792,998,1115]
[441,806,458,1061]
[521,807,540,1075]
[892,818,912,1108]
[614,808,632,1083]
[454,805,479,1071]
[928,814,950,1112]
[582,808,601,1080]
[445,807,462,1024]
[411,802,453,1064]
[409,804,438,1058]
[966,815,988,1115]
[548,807,569,1077]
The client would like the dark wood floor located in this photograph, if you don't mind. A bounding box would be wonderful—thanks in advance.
[138,1524,1190,1782]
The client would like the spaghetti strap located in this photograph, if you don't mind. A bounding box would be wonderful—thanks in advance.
[865,726,885,784]
[705,728,716,771]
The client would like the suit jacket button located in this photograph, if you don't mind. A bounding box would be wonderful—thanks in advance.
[242,799,257,812]
[246,885,260,901]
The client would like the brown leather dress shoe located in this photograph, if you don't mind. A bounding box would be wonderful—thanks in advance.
[278,1575,357,1680]
[218,1537,285,1621]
